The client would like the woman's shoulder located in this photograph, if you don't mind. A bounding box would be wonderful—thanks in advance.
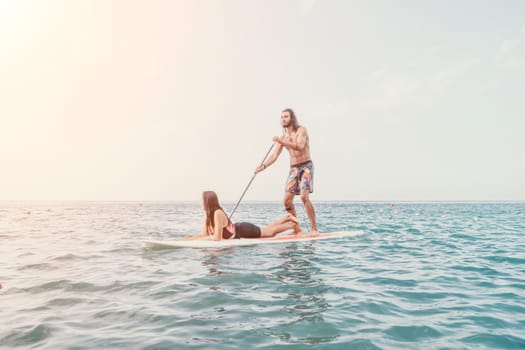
[213,208,228,220]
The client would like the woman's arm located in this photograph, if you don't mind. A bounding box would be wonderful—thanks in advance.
[181,220,209,240]
[211,209,228,241]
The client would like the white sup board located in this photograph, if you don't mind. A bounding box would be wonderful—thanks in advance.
[143,231,363,249]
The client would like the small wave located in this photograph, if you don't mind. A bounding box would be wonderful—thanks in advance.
[340,338,382,350]
[51,253,84,261]
[0,324,52,347]
[17,262,55,271]
[385,325,442,341]
[358,277,418,287]
[46,297,85,307]
[359,300,401,316]
[461,333,525,349]
[485,255,525,264]
[388,290,450,303]
[106,280,159,293]
[450,264,501,276]
[19,279,101,294]
[465,315,511,329]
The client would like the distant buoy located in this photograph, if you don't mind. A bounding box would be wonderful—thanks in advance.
[391,202,395,207]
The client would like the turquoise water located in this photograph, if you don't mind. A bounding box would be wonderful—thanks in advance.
[1,201,524,349]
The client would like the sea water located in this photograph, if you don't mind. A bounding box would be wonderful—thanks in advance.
[1,201,524,349]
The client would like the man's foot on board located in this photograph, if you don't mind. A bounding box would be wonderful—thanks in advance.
[309,229,319,235]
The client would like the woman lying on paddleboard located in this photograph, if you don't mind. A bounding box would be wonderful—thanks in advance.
[185,191,302,241]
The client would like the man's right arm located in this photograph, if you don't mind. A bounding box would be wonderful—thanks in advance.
[255,143,283,173]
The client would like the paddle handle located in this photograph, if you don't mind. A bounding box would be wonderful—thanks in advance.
[229,143,275,219]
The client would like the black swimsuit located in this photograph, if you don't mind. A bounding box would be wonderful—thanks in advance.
[234,222,261,239]
[222,217,235,239]
[216,210,262,239]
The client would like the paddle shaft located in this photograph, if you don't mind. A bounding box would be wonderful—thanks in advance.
[229,143,275,219]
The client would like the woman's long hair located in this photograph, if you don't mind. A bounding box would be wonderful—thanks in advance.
[202,191,226,234]
[282,108,300,131]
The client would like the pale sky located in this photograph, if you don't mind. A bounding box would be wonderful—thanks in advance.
[1,0,524,201]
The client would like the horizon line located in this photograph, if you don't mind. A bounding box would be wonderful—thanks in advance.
[1,199,524,203]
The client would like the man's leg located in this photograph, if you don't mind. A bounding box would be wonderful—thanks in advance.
[300,189,318,232]
[284,191,297,217]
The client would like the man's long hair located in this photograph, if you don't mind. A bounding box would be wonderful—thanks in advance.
[202,191,224,233]
[282,108,300,131]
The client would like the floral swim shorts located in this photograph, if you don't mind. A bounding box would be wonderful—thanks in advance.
[286,160,314,195]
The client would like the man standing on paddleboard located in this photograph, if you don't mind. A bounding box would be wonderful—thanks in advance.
[255,108,318,233]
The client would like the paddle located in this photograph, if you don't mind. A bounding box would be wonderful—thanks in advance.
[229,143,275,219]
